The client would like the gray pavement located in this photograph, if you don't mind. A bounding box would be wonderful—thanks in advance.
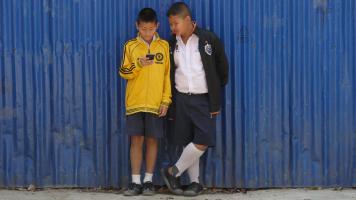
[0,188,355,200]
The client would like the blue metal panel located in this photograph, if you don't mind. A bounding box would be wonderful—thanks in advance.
[0,0,355,188]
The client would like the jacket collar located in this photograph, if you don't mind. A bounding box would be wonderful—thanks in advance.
[136,32,160,45]
[192,25,202,36]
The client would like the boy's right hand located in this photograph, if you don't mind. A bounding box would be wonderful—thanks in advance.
[138,56,154,67]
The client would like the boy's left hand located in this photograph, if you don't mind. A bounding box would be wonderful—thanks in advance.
[158,105,168,117]
[210,111,219,118]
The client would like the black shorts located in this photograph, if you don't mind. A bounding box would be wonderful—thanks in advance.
[126,112,163,138]
[168,92,217,146]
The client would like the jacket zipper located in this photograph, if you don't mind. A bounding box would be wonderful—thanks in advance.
[145,43,151,112]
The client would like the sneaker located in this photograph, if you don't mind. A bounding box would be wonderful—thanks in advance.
[183,182,203,196]
[160,168,183,195]
[123,183,142,196]
[142,181,155,196]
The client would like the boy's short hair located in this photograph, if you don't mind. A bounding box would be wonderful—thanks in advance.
[166,2,192,18]
[137,8,158,24]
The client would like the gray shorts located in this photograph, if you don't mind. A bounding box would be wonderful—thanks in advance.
[126,112,164,138]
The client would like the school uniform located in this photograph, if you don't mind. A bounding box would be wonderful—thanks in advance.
[168,26,229,146]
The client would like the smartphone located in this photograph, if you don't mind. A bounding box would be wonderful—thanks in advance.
[146,54,155,60]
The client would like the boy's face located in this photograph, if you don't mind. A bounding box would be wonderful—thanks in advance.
[136,21,159,42]
[168,15,191,36]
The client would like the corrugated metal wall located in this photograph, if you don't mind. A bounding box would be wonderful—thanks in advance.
[0,0,355,188]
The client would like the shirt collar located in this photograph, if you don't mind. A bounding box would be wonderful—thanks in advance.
[176,33,198,44]
[175,22,200,43]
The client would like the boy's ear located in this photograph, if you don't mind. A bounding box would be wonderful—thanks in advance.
[135,22,139,30]
[184,15,192,22]
[156,22,160,29]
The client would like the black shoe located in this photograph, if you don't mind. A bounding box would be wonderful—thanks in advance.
[160,168,183,195]
[123,183,142,196]
[183,182,203,196]
[142,181,155,196]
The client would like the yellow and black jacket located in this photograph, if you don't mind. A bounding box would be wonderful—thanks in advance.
[119,33,171,115]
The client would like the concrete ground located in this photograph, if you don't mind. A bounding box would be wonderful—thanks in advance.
[0,188,355,200]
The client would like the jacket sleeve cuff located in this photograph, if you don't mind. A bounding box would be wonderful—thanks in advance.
[160,101,170,107]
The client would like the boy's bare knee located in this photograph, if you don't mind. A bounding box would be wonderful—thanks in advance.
[194,143,208,151]
[145,136,158,145]
[131,135,144,146]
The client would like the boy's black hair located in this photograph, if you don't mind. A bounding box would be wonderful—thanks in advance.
[166,2,192,18]
[137,8,158,24]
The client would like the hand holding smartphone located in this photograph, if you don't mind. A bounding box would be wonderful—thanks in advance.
[146,54,155,60]
[139,54,155,66]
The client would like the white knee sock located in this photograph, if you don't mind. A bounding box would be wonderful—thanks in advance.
[187,158,200,183]
[132,174,141,184]
[143,172,153,183]
[174,143,205,177]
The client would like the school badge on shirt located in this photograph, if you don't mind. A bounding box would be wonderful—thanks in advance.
[204,41,212,55]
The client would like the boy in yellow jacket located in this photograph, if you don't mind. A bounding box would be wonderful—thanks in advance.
[119,8,171,196]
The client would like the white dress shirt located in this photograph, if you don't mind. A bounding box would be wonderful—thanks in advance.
[174,34,208,94]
